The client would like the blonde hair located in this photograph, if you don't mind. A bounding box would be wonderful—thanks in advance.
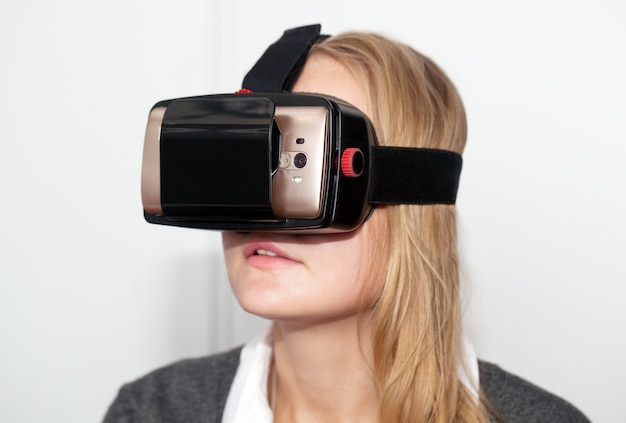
[311,33,491,422]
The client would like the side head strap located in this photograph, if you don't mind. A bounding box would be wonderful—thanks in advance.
[369,147,461,204]
[242,24,463,205]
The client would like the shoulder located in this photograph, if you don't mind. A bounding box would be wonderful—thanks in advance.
[103,346,242,423]
[479,360,590,423]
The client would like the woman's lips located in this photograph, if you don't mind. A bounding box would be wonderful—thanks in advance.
[243,241,300,269]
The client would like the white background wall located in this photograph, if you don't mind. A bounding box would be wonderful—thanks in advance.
[1,1,624,421]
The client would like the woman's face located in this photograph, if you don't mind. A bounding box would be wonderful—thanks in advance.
[222,54,388,324]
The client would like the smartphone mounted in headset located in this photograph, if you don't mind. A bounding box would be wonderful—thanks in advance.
[141,24,463,232]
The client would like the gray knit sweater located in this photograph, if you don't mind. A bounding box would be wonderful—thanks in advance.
[103,347,590,422]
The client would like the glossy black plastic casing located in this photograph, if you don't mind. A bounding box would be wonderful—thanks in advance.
[141,93,376,232]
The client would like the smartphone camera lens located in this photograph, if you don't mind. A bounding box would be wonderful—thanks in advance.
[293,152,307,169]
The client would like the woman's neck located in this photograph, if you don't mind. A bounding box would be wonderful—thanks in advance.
[270,315,380,423]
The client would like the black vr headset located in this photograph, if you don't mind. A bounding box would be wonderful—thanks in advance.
[141,24,462,232]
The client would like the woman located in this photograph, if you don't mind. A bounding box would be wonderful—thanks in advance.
[104,29,589,423]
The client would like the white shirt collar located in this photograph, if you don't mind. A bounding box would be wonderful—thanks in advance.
[221,326,479,423]
[221,327,274,423]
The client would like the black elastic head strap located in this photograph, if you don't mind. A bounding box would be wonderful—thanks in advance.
[242,24,327,92]
[369,147,461,204]
[242,24,463,205]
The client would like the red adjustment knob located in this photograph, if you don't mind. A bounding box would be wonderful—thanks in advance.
[341,148,365,177]
[236,89,253,94]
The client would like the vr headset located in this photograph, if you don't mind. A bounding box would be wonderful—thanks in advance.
[141,24,462,232]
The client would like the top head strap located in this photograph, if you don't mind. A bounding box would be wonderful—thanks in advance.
[242,24,327,92]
